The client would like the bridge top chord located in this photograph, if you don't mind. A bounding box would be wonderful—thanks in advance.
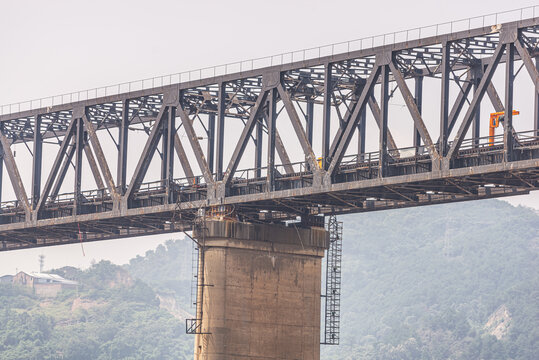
[2,5,539,118]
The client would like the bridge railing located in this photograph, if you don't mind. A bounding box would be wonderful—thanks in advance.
[0,129,537,213]
[233,161,311,182]
[1,6,538,116]
[0,200,20,212]
[514,129,539,145]
[53,188,111,204]
[459,133,504,151]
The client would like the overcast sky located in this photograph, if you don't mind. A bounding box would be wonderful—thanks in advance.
[0,0,537,275]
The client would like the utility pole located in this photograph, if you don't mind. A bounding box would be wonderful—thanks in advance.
[38,254,45,273]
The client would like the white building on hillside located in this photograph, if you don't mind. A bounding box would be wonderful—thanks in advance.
[12,271,78,297]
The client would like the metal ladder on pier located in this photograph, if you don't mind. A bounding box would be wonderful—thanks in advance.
[190,241,199,309]
[322,214,342,345]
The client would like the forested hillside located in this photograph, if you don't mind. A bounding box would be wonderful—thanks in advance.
[0,199,537,359]
[0,262,192,360]
[323,200,539,359]
[125,239,193,309]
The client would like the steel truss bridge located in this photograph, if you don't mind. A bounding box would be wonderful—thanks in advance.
[1,17,539,251]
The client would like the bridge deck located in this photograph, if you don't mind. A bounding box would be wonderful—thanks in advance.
[1,136,537,251]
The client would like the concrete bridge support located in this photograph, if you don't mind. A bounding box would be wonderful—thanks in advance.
[193,220,328,360]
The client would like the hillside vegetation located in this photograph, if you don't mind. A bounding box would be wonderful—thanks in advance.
[0,199,537,359]
[0,262,192,360]
[323,200,539,359]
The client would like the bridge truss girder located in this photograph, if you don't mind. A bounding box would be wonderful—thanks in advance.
[0,18,539,251]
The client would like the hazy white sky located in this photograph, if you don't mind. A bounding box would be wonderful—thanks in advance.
[0,0,537,275]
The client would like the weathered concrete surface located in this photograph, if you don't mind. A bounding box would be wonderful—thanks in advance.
[194,220,328,360]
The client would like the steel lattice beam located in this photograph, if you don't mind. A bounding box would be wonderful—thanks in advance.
[0,17,538,250]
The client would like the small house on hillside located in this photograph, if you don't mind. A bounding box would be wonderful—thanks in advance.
[12,271,78,297]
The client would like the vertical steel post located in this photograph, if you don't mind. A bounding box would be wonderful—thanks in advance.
[322,63,332,168]
[414,77,423,153]
[357,105,366,161]
[74,117,84,215]
[161,108,169,183]
[306,98,314,170]
[266,88,277,191]
[216,82,226,180]
[379,65,389,178]
[166,106,175,204]
[355,81,366,162]
[472,65,483,147]
[504,42,515,162]
[31,115,42,208]
[117,99,129,195]
[255,118,263,178]
[207,114,215,174]
[439,41,450,156]
[306,99,314,146]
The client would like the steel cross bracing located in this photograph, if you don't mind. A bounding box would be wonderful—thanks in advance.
[1,18,539,251]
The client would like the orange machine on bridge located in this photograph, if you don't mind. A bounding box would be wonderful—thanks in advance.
[489,110,520,146]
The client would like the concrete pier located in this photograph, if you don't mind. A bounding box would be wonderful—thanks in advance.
[193,220,328,360]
